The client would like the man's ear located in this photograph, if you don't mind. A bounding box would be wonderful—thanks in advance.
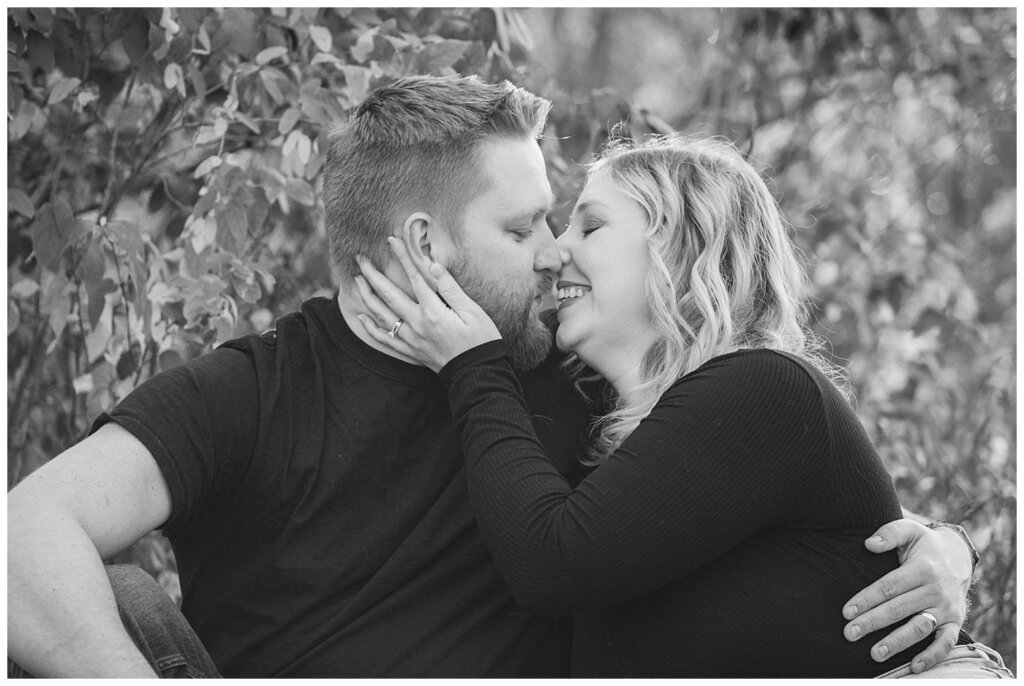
[397,212,451,286]
[399,212,455,265]
[399,212,433,263]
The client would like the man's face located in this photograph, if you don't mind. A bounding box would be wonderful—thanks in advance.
[445,138,562,370]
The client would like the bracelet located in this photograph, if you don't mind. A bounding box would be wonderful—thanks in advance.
[927,521,980,574]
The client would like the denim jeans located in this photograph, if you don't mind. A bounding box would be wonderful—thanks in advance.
[8,564,219,678]
[876,642,1014,679]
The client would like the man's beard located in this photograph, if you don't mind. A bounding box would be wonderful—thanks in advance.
[448,253,554,370]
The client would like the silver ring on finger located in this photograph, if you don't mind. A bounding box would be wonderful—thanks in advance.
[387,319,403,338]
[917,611,938,633]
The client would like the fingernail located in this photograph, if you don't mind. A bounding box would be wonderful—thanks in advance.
[868,535,884,545]
[875,645,889,659]
[844,604,858,619]
[848,625,861,640]
[912,661,925,673]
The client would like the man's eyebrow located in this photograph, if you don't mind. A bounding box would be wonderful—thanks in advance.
[506,197,555,225]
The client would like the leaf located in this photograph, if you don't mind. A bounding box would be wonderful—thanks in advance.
[104,220,144,261]
[341,66,371,105]
[52,26,90,76]
[188,216,216,254]
[148,181,167,213]
[26,30,54,71]
[254,267,277,295]
[10,101,39,140]
[121,13,150,63]
[278,106,301,135]
[192,188,217,219]
[105,220,148,316]
[259,68,288,105]
[282,129,301,158]
[232,272,261,304]
[8,300,20,334]
[77,239,107,285]
[8,188,35,218]
[197,24,212,52]
[246,192,270,237]
[285,178,315,207]
[309,25,333,53]
[311,52,345,67]
[193,155,223,178]
[68,218,97,252]
[195,125,220,146]
[47,76,81,105]
[188,63,207,100]
[40,269,71,338]
[256,167,286,200]
[163,62,183,91]
[216,202,248,252]
[233,111,261,134]
[28,8,54,32]
[73,372,94,395]
[77,91,99,109]
[30,199,74,267]
[255,45,288,65]
[304,150,323,180]
[151,22,170,61]
[350,29,377,64]
[296,133,312,165]
[183,274,226,322]
[414,39,470,75]
[10,279,40,299]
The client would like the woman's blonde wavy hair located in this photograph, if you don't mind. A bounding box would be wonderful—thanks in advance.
[572,134,847,463]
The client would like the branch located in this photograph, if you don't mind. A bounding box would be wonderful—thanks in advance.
[102,70,140,217]
[101,233,138,373]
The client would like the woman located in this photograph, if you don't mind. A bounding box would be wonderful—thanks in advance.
[354,135,1010,678]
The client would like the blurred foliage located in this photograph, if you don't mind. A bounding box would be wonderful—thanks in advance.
[7,7,1015,672]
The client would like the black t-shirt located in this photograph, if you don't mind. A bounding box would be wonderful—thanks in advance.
[93,296,588,677]
[440,342,966,677]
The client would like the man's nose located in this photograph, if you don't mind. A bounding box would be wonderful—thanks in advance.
[534,228,565,273]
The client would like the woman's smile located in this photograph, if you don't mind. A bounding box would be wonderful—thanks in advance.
[556,282,592,311]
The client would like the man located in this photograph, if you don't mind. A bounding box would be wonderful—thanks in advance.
[8,75,974,677]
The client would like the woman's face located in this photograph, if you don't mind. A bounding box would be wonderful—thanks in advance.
[555,169,659,378]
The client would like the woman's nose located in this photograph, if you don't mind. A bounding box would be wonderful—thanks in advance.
[534,229,565,273]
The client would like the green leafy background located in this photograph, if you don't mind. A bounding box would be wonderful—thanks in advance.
[7,8,1015,671]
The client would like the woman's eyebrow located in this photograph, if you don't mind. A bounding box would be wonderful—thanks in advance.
[572,200,609,217]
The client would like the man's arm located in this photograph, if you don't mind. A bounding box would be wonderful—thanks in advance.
[842,516,975,673]
[8,423,172,677]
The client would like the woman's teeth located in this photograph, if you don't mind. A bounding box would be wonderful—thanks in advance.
[556,286,591,305]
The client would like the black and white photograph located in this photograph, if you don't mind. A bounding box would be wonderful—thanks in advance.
[6,7,1016,678]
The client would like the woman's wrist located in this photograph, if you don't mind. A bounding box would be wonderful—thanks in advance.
[438,339,511,385]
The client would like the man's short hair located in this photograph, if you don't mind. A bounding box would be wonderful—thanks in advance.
[324,75,552,277]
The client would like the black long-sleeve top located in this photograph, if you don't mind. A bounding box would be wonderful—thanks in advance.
[439,342,939,677]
